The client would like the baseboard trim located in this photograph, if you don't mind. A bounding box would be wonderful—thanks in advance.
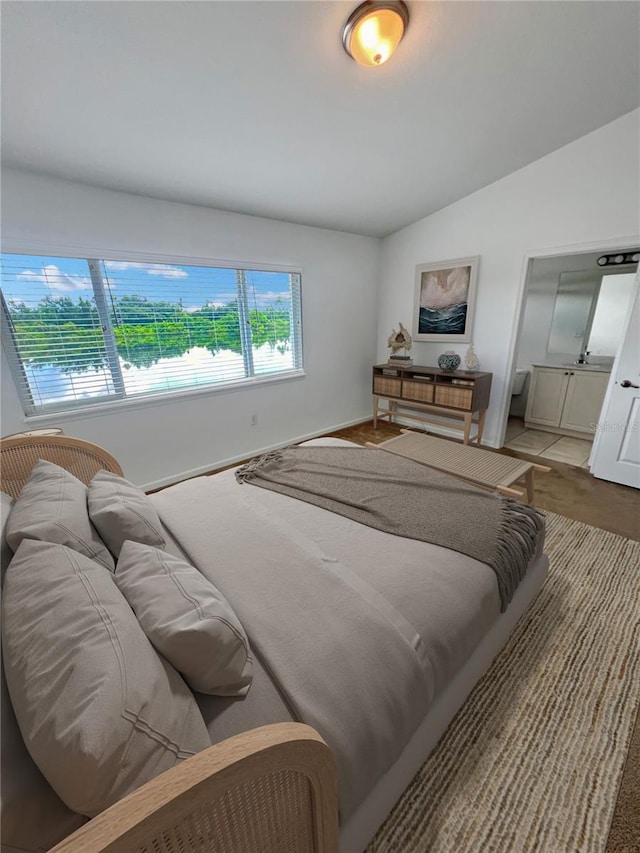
[142,415,371,492]
[391,415,501,449]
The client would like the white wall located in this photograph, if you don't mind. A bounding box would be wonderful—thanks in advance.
[1,170,380,487]
[378,109,640,446]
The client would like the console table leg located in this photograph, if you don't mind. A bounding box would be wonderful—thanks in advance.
[476,409,487,445]
[373,397,378,429]
[463,413,472,445]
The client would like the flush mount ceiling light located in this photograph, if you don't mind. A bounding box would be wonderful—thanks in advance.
[342,0,409,67]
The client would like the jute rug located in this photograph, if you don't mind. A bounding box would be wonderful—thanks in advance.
[368,512,640,853]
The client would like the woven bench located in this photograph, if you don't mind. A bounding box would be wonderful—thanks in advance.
[369,430,549,503]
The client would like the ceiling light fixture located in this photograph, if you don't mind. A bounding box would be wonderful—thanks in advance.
[342,1,409,67]
[596,250,640,267]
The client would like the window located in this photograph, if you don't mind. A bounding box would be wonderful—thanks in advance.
[0,253,303,416]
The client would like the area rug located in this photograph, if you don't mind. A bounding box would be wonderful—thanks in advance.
[368,512,640,853]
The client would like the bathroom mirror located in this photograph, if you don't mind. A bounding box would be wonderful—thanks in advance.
[548,271,637,357]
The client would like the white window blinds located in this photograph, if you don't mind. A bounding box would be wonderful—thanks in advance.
[1,253,303,416]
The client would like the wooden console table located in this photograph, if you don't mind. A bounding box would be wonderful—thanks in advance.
[372,363,492,445]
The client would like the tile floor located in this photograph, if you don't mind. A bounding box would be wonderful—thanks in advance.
[504,418,593,467]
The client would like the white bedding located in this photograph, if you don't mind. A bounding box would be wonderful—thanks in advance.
[150,438,547,830]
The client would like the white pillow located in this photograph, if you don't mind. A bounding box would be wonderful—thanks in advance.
[2,540,211,817]
[5,460,114,571]
[1,588,87,851]
[88,470,165,558]
[116,541,253,696]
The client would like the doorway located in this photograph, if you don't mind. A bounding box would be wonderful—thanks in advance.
[501,244,638,479]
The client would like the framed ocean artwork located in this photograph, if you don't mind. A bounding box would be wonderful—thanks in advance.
[413,256,479,342]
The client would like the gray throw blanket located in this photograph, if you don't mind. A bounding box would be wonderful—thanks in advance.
[236,445,544,611]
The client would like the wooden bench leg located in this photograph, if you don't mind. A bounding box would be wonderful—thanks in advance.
[524,467,535,504]
[497,484,525,499]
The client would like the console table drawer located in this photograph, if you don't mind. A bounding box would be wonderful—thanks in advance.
[434,385,473,409]
[373,375,402,397]
[403,380,434,404]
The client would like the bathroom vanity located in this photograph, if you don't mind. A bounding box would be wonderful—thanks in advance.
[525,365,610,437]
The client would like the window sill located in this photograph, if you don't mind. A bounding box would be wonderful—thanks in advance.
[23,370,306,425]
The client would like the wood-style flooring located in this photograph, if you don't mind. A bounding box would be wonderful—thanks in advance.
[328,420,640,542]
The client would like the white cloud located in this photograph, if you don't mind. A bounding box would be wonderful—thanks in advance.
[104,261,188,279]
[104,261,143,271]
[18,265,91,292]
[204,294,238,306]
[147,264,189,279]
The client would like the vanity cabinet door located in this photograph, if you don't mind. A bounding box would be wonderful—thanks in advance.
[560,371,610,434]
[525,368,569,427]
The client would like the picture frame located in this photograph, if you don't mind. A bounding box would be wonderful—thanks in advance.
[413,256,479,342]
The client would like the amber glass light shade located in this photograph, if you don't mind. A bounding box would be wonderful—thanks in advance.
[343,1,409,67]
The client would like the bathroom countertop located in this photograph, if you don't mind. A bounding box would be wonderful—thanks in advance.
[531,362,612,373]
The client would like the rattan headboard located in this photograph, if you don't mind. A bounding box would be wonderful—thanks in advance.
[0,435,123,499]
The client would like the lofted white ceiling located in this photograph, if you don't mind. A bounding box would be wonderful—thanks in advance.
[2,1,638,237]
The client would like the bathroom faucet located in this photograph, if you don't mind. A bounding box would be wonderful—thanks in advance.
[576,350,590,365]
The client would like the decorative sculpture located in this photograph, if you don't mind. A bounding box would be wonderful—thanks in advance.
[464,343,479,372]
[387,323,413,364]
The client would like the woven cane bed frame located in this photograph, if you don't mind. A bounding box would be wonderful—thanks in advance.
[48,724,337,853]
[0,435,123,499]
[0,434,339,853]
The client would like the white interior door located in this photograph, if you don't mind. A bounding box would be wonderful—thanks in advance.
[590,276,640,488]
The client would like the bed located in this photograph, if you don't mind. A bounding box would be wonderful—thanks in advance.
[0,434,548,853]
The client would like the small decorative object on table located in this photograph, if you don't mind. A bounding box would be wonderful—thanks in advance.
[387,322,413,366]
[464,343,479,372]
[437,351,461,371]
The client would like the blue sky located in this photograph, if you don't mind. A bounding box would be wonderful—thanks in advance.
[0,254,293,310]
